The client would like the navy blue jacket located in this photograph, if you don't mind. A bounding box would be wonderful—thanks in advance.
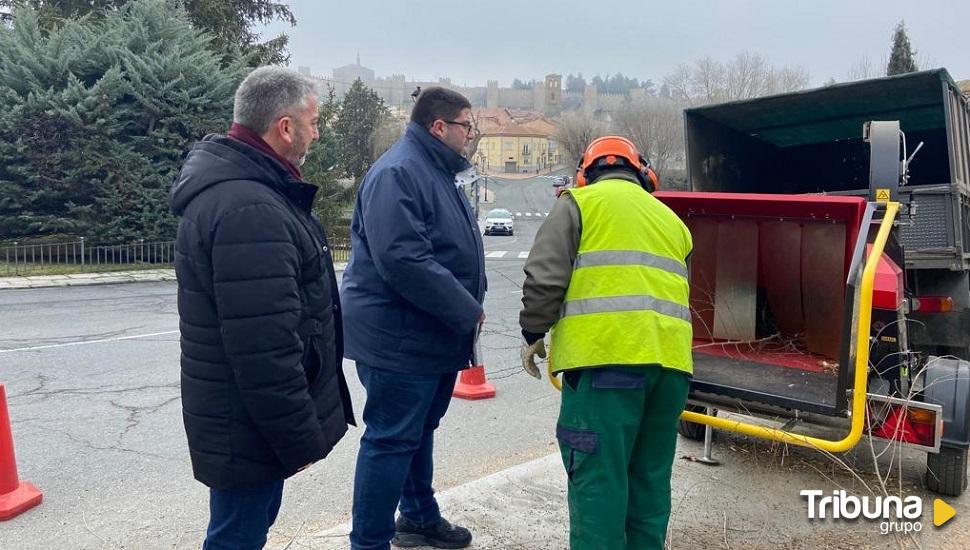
[341,123,486,373]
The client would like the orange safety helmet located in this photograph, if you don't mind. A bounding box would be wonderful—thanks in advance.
[575,135,659,192]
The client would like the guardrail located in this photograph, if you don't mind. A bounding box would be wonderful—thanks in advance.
[1,239,175,276]
[2,237,352,276]
[330,239,350,264]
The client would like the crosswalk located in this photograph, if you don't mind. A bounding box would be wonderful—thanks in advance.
[512,212,549,218]
[484,251,530,260]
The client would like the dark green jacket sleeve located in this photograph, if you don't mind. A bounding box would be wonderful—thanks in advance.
[519,192,581,335]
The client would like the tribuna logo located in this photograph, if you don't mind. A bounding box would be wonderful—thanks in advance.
[801,490,923,535]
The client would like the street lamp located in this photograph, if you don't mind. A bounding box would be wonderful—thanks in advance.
[477,151,487,175]
[476,151,489,205]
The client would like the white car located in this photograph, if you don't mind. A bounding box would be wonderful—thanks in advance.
[483,208,514,236]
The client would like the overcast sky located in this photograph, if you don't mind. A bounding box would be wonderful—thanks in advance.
[260,0,968,87]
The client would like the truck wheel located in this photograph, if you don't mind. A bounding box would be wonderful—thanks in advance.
[678,405,714,441]
[926,445,969,497]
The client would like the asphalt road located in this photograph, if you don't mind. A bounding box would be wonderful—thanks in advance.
[477,172,561,261]
[0,174,563,549]
[2,174,969,549]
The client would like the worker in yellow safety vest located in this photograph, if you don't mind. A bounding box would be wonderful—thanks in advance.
[519,136,693,550]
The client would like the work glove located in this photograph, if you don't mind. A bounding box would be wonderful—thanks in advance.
[520,338,547,379]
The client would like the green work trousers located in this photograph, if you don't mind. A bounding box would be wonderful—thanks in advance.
[556,366,690,550]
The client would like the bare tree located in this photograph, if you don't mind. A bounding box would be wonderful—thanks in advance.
[846,54,886,82]
[776,65,811,92]
[613,101,653,160]
[613,98,685,178]
[664,52,810,105]
[663,64,694,106]
[552,110,607,165]
[915,51,937,72]
[648,99,685,178]
[465,109,484,161]
[691,56,727,103]
[725,52,771,100]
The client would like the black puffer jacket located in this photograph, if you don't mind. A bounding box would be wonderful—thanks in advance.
[171,134,354,490]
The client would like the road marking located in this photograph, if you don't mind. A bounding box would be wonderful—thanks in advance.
[0,330,179,354]
[483,251,532,261]
[525,213,532,217]
[515,212,523,216]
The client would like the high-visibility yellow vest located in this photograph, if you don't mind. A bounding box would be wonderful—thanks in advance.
[550,178,693,374]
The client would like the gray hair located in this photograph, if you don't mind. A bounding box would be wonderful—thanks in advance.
[233,66,319,135]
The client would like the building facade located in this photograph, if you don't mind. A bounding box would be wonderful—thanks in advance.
[474,108,562,174]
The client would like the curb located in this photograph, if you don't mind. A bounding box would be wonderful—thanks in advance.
[0,269,177,290]
[275,453,566,549]
[0,264,348,290]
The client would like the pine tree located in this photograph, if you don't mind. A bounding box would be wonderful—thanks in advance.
[565,73,586,93]
[0,0,296,63]
[332,79,389,186]
[887,20,918,76]
[303,85,350,235]
[0,0,245,243]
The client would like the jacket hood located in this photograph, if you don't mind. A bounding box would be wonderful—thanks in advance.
[170,134,292,215]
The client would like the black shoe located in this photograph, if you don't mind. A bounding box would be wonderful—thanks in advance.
[391,516,472,549]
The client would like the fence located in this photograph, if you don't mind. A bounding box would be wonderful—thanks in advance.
[330,239,351,264]
[1,239,175,276]
[1,238,353,276]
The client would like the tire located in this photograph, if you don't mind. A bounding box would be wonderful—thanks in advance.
[509,231,514,236]
[926,445,969,496]
[678,405,714,441]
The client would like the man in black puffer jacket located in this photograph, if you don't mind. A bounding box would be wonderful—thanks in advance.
[170,66,354,550]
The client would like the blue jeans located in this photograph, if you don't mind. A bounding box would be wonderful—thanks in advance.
[203,479,284,550]
[350,364,458,550]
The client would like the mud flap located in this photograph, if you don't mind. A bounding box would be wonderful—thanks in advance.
[924,357,970,448]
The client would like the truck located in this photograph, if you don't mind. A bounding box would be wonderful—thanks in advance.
[663,69,970,496]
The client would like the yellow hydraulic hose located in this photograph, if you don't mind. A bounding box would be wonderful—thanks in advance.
[548,361,561,391]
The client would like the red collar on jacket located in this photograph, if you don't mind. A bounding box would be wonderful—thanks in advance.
[227,122,303,181]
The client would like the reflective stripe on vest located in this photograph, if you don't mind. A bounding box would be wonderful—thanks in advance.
[551,178,693,375]
[561,295,692,323]
[574,250,689,279]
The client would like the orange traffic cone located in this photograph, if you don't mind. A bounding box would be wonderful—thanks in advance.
[453,339,496,400]
[0,384,42,521]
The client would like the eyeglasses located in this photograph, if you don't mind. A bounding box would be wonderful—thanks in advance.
[444,120,474,134]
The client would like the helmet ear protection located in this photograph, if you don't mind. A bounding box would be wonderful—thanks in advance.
[574,136,660,192]
[637,155,659,193]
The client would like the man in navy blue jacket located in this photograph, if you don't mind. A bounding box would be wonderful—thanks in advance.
[341,87,486,550]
